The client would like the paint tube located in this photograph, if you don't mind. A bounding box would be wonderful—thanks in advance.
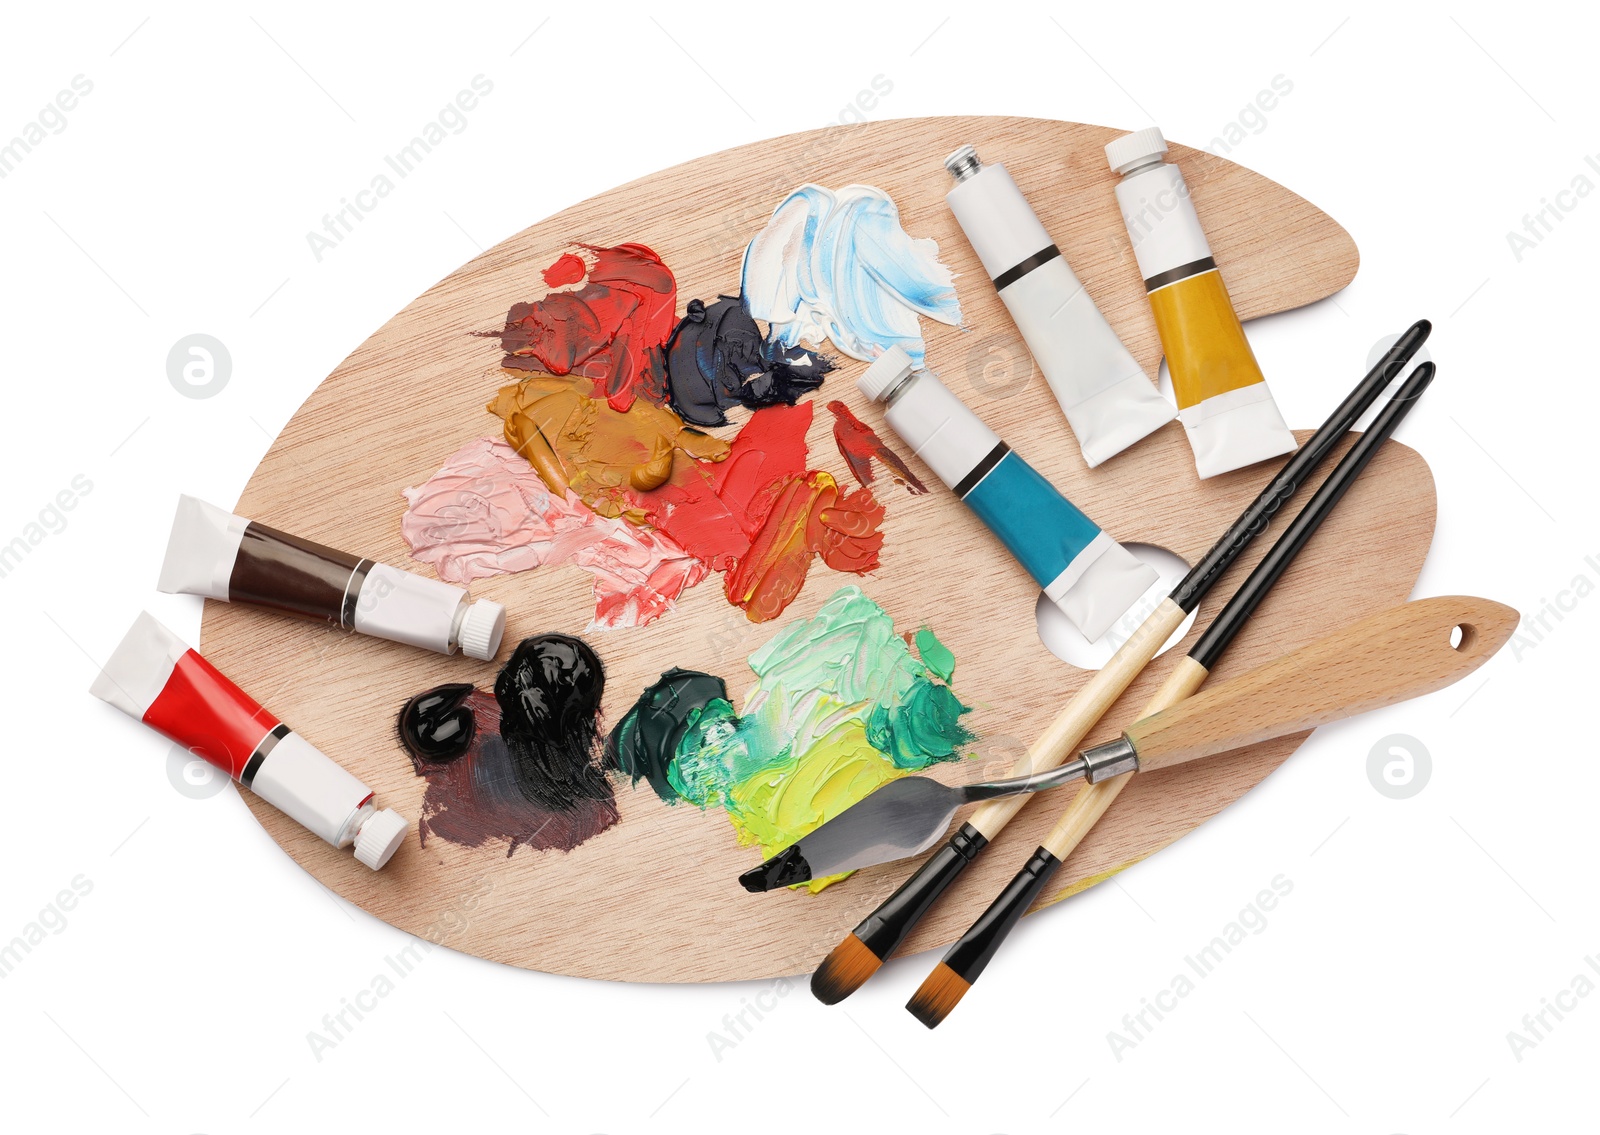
[859,347,1157,641]
[159,495,505,660]
[90,612,409,869]
[942,146,1175,468]
[1105,127,1297,479]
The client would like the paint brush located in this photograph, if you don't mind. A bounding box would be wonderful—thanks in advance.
[906,361,1440,1027]
[907,595,1513,1028]
[807,322,1431,1005]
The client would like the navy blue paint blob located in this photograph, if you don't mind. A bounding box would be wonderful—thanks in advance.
[664,296,833,426]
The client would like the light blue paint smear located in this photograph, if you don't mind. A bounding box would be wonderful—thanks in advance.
[741,184,962,365]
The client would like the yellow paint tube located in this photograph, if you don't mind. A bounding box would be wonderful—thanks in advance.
[1105,127,1297,478]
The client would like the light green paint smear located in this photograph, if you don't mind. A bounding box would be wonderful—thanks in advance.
[914,626,955,683]
[670,585,975,891]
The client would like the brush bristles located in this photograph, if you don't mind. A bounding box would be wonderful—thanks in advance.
[810,934,882,1005]
[906,963,970,1029]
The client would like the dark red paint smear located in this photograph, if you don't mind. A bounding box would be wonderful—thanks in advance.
[487,243,677,413]
[402,687,617,856]
[827,400,928,495]
[142,650,280,780]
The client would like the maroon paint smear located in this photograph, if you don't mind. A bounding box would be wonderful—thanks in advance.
[486,243,676,412]
[827,400,928,495]
[403,689,618,856]
[399,634,620,856]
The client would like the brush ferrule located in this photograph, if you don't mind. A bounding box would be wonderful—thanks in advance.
[1081,736,1139,782]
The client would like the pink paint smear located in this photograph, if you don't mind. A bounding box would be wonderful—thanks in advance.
[401,437,708,630]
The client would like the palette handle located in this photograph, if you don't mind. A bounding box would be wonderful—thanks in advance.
[1122,596,1517,774]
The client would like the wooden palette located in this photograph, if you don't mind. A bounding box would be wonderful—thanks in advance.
[205,116,1427,983]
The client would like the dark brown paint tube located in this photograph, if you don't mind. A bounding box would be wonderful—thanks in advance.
[157,495,505,660]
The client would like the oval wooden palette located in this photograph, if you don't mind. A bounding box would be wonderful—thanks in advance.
[205,116,1428,983]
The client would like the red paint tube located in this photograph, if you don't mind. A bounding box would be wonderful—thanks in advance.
[91,612,408,870]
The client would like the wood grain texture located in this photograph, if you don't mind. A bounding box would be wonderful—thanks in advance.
[198,116,1420,983]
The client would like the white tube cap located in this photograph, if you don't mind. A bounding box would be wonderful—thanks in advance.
[353,808,409,870]
[858,345,916,402]
[1105,127,1168,175]
[458,598,507,661]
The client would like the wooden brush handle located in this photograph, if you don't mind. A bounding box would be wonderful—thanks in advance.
[1126,596,1517,774]
[968,597,1187,839]
[1041,656,1210,859]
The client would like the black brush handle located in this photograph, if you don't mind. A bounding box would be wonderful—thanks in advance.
[940,846,1063,984]
[852,823,987,960]
[1190,360,1435,670]
[1170,319,1431,613]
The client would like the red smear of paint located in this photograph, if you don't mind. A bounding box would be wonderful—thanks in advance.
[491,243,676,413]
[631,459,750,573]
[710,402,813,537]
[541,251,587,287]
[724,472,832,624]
[631,402,812,568]
[827,400,929,495]
[816,484,886,573]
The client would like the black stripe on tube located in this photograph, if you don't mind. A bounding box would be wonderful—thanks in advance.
[1144,256,1217,292]
[1169,319,1432,614]
[993,245,1061,291]
[1190,361,1436,670]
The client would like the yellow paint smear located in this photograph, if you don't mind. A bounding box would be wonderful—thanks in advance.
[726,718,909,893]
[1147,269,1266,409]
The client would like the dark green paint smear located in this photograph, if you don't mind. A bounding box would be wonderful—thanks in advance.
[604,667,728,802]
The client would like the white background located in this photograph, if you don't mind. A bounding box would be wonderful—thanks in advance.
[3,2,1595,1131]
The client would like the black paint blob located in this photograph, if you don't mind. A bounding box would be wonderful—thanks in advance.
[493,634,612,812]
[663,296,833,426]
[738,844,812,892]
[398,683,477,762]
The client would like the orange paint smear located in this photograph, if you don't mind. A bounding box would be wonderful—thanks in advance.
[632,402,884,623]
[725,472,885,622]
[488,375,727,522]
